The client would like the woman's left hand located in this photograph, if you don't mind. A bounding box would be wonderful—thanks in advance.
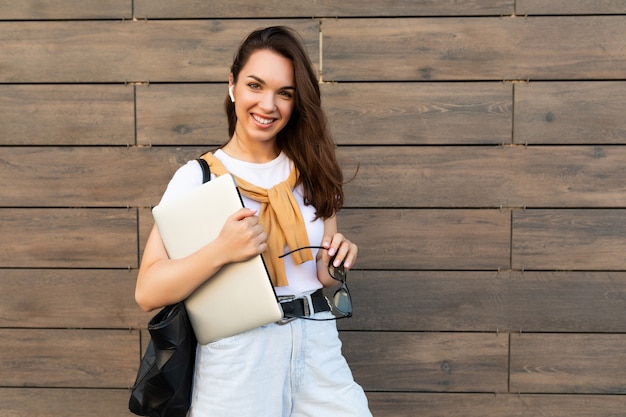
[322,233,358,270]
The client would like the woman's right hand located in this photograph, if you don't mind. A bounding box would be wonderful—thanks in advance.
[217,208,268,263]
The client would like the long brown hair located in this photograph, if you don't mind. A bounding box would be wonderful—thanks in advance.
[224,26,343,220]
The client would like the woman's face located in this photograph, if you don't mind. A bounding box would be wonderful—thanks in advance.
[230,49,295,146]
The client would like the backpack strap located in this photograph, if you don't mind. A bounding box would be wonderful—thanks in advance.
[196,158,211,184]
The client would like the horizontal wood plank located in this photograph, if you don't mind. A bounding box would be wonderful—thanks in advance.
[339,146,626,208]
[510,333,626,393]
[339,209,510,270]
[512,209,626,270]
[1,329,139,388]
[0,85,134,146]
[0,0,131,20]
[324,82,512,145]
[342,332,508,392]
[136,84,228,146]
[0,388,136,417]
[0,209,137,268]
[366,392,626,417]
[322,17,626,81]
[338,271,626,332]
[517,0,626,15]
[0,269,151,329]
[514,82,626,144]
[135,0,513,18]
[0,146,203,207]
[0,20,318,83]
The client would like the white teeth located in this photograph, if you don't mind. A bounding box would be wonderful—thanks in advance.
[252,114,274,125]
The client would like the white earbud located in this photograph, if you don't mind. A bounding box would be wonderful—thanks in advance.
[228,86,235,103]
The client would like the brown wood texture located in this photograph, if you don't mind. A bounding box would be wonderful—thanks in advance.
[512,209,626,270]
[322,17,626,81]
[339,146,626,208]
[0,389,136,417]
[342,332,508,392]
[0,0,131,20]
[337,271,626,333]
[0,269,151,329]
[514,82,626,144]
[510,333,626,393]
[517,0,626,15]
[366,393,626,417]
[0,20,319,83]
[340,209,511,270]
[0,209,137,268]
[1,329,139,387]
[135,0,514,18]
[0,85,134,145]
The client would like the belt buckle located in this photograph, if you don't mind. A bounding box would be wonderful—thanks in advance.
[277,295,296,324]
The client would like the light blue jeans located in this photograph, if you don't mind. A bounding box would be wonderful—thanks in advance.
[189,311,372,417]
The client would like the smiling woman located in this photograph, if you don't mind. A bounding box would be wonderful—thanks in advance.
[135,26,371,417]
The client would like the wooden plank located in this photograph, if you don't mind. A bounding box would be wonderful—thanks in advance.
[0,209,137,268]
[512,209,626,270]
[322,17,626,81]
[342,332,508,392]
[0,20,318,83]
[510,333,626,393]
[0,269,151,329]
[339,209,510,270]
[1,329,139,388]
[323,82,512,145]
[135,0,513,18]
[0,146,204,207]
[0,388,136,417]
[4,145,625,209]
[517,0,626,15]
[514,82,626,145]
[136,84,228,146]
[0,0,131,20]
[339,146,626,208]
[0,85,134,146]
[366,393,626,417]
[337,271,626,332]
[136,82,512,146]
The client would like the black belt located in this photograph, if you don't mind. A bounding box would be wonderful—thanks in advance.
[279,289,330,318]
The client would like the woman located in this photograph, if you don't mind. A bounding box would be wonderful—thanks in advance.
[136,26,372,416]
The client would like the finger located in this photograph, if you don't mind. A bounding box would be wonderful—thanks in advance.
[230,207,257,222]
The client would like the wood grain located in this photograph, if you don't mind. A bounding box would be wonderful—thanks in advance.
[366,393,626,417]
[323,82,512,145]
[337,271,626,332]
[342,332,508,392]
[0,389,137,417]
[322,17,626,81]
[0,209,137,268]
[339,146,626,208]
[0,0,131,20]
[512,209,626,270]
[1,329,139,387]
[339,209,510,270]
[135,0,514,18]
[514,82,626,144]
[0,84,134,145]
[0,269,151,329]
[0,20,318,83]
[510,333,626,393]
[517,0,626,15]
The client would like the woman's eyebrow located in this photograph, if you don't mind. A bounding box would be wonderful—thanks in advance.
[246,74,295,91]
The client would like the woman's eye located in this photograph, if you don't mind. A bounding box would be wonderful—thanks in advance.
[279,91,293,98]
[248,83,261,90]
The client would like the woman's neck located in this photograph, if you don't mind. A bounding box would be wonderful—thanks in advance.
[223,132,280,163]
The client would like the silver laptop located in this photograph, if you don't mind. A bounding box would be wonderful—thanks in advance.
[152,173,283,344]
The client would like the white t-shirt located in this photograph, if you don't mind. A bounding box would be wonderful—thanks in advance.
[159,149,324,297]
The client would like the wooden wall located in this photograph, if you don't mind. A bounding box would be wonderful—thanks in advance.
[1,1,625,416]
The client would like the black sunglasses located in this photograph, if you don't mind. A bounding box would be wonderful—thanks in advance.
[279,246,353,320]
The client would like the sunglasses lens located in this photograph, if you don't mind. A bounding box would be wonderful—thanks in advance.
[333,287,352,316]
